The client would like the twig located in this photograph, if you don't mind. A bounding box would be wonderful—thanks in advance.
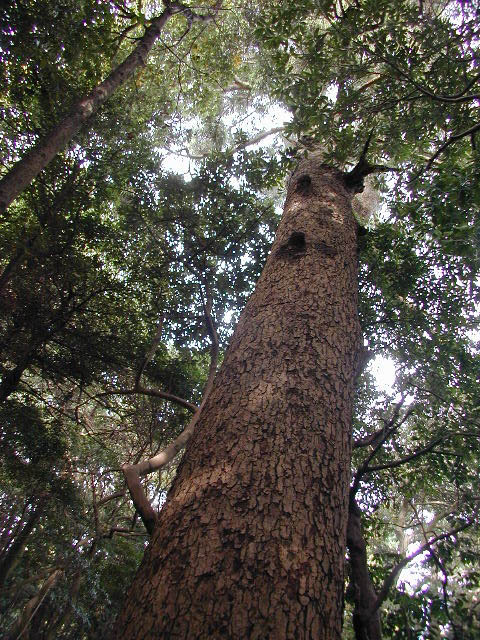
[97,386,198,413]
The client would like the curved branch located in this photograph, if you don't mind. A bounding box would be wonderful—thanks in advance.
[233,127,285,151]
[98,386,198,413]
[122,285,219,534]
[96,490,126,507]
[411,121,480,180]
[364,437,442,473]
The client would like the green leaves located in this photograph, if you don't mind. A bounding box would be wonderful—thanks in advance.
[1,1,480,636]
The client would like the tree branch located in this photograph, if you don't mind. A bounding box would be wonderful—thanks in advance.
[122,284,219,534]
[98,386,198,413]
[167,0,224,25]
[233,127,285,151]
[344,129,400,192]
[351,398,415,497]
[353,426,386,449]
[0,1,224,215]
[411,121,480,180]
[363,45,480,104]
[346,494,382,640]
[370,518,475,615]
[135,316,164,388]
[364,437,443,473]
[96,490,126,506]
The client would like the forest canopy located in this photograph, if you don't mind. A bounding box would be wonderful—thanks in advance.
[0,1,479,638]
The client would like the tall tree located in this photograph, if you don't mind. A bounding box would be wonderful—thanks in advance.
[0,0,222,215]
[2,1,480,638]
[116,155,367,638]
[116,1,480,638]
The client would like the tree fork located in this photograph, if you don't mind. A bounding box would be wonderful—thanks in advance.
[115,159,361,639]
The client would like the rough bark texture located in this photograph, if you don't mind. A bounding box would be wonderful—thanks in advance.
[115,161,361,639]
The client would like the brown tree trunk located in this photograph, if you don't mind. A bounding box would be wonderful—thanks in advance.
[115,159,361,639]
[0,9,172,215]
[346,495,382,640]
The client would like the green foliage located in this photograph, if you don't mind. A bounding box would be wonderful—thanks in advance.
[1,0,480,637]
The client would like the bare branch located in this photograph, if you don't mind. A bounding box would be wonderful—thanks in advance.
[103,526,148,539]
[353,426,386,449]
[122,284,219,534]
[96,490,126,506]
[370,518,475,615]
[167,0,224,25]
[351,398,416,496]
[364,437,443,473]
[121,466,158,535]
[233,127,285,151]
[98,386,198,413]
[411,121,480,180]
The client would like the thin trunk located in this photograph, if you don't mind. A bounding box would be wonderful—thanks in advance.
[34,571,82,640]
[6,568,63,640]
[116,160,361,639]
[0,497,47,589]
[346,495,382,640]
[0,9,172,214]
[0,235,38,295]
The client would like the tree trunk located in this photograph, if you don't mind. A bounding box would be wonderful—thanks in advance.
[6,568,63,640]
[0,496,47,589]
[0,9,171,215]
[346,496,382,640]
[115,159,361,639]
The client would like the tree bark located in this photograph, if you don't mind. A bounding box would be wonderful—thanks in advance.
[115,160,361,639]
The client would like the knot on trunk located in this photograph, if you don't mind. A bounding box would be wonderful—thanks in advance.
[294,174,313,196]
[276,231,307,258]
